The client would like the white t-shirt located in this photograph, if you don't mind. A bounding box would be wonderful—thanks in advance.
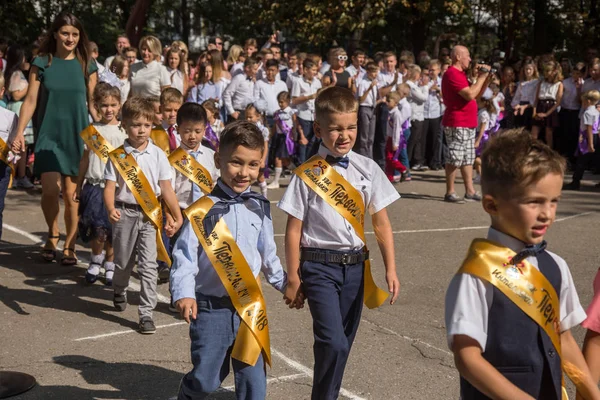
[274,107,297,134]
[478,109,490,132]
[129,60,171,98]
[445,227,586,351]
[580,106,600,133]
[85,123,128,182]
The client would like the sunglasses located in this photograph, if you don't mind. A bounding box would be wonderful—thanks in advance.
[337,55,348,61]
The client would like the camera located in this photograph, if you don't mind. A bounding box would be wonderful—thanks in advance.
[477,61,497,74]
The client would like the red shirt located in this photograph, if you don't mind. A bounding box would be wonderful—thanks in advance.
[442,66,477,128]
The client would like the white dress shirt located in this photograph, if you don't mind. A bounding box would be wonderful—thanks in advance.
[561,77,582,110]
[346,64,366,81]
[104,139,172,204]
[424,76,443,119]
[445,227,586,351]
[291,76,322,121]
[172,143,219,209]
[377,70,401,92]
[356,77,380,107]
[129,60,171,98]
[511,79,539,107]
[0,107,18,144]
[397,98,412,130]
[406,80,432,122]
[254,79,289,116]
[222,74,256,115]
[278,144,401,251]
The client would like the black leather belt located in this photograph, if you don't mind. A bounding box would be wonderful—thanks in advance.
[300,248,369,265]
[196,294,234,310]
[115,201,143,211]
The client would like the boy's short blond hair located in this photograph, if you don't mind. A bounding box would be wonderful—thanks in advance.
[582,89,600,104]
[160,87,184,106]
[386,91,401,103]
[315,87,358,120]
[481,130,565,198]
[122,97,155,124]
[397,83,410,97]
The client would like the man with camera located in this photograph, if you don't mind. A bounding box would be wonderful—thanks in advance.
[441,45,492,203]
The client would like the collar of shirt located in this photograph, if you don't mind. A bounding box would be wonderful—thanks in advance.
[487,227,529,253]
[124,138,153,155]
[317,143,351,162]
[180,141,203,154]
[162,122,177,131]
[143,60,158,69]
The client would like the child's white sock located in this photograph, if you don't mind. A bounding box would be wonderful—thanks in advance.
[273,167,282,182]
[259,181,268,197]
[88,254,104,275]
[104,261,115,281]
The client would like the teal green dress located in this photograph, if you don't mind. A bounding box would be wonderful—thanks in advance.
[32,56,98,177]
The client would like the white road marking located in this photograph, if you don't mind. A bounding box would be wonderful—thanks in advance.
[74,321,187,341]
[271,348,366,400]
[3,223,44,244]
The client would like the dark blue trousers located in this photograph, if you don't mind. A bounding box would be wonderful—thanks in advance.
[0,163,11,240]
[301,258,365,400]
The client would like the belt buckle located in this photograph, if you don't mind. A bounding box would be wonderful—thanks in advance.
[340,254,349,265]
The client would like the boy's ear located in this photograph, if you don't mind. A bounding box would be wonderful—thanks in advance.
[214,151,221,169]
[314,121,322,139]
[482,194,499,216]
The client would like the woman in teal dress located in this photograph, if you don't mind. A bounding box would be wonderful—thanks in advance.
[12,12,98,265]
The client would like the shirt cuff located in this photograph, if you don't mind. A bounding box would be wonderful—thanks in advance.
[171,283,196,304]
[560,306,587,332]
[447,320,487,352]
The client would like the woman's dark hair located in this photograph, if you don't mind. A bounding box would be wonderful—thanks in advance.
[4,44,26,85]
[38,12,91,79]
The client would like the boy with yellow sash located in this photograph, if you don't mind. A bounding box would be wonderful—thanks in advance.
[170,120,288,399]
[103,97,183,334]
[278,86,401,399]
[445,131,600,400]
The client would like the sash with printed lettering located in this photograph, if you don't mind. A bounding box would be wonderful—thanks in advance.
[168,147,213,196]
[184,196,271,367]
[0,136,14,185]
[80,124,115,164]
[293,155,389,309]
[457,239,587,400]
[108,146,171,266]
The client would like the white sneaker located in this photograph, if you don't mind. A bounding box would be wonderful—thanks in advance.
[267,181,280,189]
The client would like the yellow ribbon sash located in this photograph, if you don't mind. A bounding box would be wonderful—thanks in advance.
[108,146,171,266]
[294,155,388,309]
[168,147,213,195]
[151,127,171,155]
[80,124,115,164]
[458,239,573,399]
[184,196,271,367]
[0,137,15,186]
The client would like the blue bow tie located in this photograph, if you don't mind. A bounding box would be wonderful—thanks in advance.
[510,241,547,265]
[326,155,350,169]
[202,181,271,234]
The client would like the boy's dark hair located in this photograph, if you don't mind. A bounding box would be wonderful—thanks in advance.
[122,97,155,123]
[123,46,137,55]
[244,56,258,68]
[302,59,316,70]
[352,49,366,58]
[277,91,290,103]
[315,87,358,119]
[219,120,265,154]
[265,59,279,69]
[365,62,379,72]
[93,82,121,105]
[160,87,184,106]
[481,129,566,198]
[176,102,208,126]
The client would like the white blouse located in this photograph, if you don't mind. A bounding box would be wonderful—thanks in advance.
[129,60,171,98]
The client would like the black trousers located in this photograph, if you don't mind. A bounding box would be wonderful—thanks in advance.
[424,116,443,167]
[407,120,426,166]
[573,135,600,184]
[558,109,580,163]
[373,103,388,170]
[301,256,364,400]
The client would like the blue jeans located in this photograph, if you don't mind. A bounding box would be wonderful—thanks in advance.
[398,128,411,170]
[177,294,266,400]
[301,255,364,400]
[297,117,319,163]
[0,163,10,240]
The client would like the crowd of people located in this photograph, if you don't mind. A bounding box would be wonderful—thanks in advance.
[1,9,600,400]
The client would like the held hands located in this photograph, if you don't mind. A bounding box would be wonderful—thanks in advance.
[73,187,82,203]
[10,134,25,153]
[108,208,121,224]
[283,279,305,309]
[176,298,197,323]
[386,271,400,305]
[164,214,182,238]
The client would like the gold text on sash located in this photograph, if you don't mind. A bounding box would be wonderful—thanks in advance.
[108,147,171,266]
[0,137,15,186]
[294,155,388,309]
[184,196,271,367]
[168,148,213,195]
[80,124,115,164]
